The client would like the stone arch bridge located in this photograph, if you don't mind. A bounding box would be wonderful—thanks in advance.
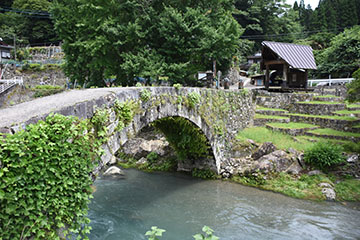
[0,87,255,174]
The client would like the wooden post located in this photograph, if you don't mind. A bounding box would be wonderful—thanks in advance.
[305,69,308,89]
[265,64,270,89]
[282,64,288,88]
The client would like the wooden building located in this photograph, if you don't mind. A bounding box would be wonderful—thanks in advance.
[0,39,14,63]
[261,41,317,89]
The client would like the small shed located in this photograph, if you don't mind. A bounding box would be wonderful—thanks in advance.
[261,41,317,89]
[0,39,14,63]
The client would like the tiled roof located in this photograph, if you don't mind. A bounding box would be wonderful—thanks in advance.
[262,41,317,70]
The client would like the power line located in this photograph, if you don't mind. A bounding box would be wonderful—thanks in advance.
[0,6,51,19]
[0,5,50,15]
[240,27,346,40]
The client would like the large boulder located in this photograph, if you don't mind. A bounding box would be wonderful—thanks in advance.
[252,142,277,160]
[103,166,124,176]
[252,150,294,173]
[122,137,172,159]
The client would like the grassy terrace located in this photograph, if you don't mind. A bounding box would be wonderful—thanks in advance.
[347,103,360,109]
[308,128,360,138]
[314,95,340,98]
[237,127,317,151]
[237,127,359,153]
[288,113,359,121]
[354,124,360,128]
[334,109,360,115]
[267,122,319,129]
[256,106,287,112]
[254,114,289,119]
[296,101,343,105]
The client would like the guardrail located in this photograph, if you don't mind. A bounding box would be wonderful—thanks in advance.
[0,77,23,95]
[308,78,354,87]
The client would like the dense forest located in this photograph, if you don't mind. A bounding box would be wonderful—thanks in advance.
[0,0,359,85]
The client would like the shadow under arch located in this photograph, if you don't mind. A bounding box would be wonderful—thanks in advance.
[126,110,222,173]
[136,116,217,172]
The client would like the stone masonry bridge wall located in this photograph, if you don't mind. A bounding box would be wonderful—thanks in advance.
[0,87,255,174]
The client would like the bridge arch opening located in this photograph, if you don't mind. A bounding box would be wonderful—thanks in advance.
[117,116,217,173]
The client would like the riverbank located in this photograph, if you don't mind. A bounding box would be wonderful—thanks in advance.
[113,125,360,202]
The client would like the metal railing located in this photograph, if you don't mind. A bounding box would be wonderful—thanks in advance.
[308,78,354,87]
[0,77,23,95]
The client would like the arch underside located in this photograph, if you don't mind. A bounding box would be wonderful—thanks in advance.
[113,103,224,174]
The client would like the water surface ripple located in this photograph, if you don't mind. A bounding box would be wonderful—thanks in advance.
[88,169,360,240]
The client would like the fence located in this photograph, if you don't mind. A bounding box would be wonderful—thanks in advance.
[308,78,354,87]
[0,77,23,95]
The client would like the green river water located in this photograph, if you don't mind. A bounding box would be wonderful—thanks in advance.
[88,169,360,240]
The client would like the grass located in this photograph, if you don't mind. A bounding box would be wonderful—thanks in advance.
[267,122,318,129]
[254,114,289,120]
[335,179,360,201]
[237,127,317,151]
[296,101,343,105]
[233,172,360,201]
[295,136,360,153]
[307,128,360,138]
[316,95,340,98]
[354,124,360,128]
[256,106,287,112]
[288,113,359,121]
[347,103,360,109]
[334,109,360,115]
[232,173,330,200]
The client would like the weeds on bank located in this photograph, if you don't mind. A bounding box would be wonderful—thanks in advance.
[236,127,314,151]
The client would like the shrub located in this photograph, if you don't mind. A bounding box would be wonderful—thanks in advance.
[173,83,182,90]
[136,82,143,87]
[140,89,152,102]
[187,92,201,108]
[0,114,99,239]
[346,68,360,103]
[304,142,346,171]
[33,85,64,98]
[192,168,217,180]
[146,152,159,164]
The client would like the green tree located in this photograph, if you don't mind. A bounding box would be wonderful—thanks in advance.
[347,68,360,103]
[315,26,360,78]
[53,0,242,86]
[0,0,57,45]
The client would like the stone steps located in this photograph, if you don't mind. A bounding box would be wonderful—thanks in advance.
[254,114,290,126]
[313,95,344,102]
[289,101,346,115]
[255,109,289,116]
[287,113,360,132]
[265,123,320,136]
[332,110,360,118]
[304,131,360,142]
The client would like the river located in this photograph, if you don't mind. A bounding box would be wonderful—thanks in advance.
[88,169,360,240]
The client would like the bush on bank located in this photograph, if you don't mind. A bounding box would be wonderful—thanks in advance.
[0,114,103,240]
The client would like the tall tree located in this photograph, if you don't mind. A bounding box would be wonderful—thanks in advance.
[315,26,360,78]
[52,0,243,86]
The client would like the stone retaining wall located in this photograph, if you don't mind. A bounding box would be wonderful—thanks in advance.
[313,85,348,98]
[265,125,319,136]
[290,103,345,115]
[253,90,315,109]
[289,115,360,132]
[254,118,290,126]
[304,132,360,142]
[255,109,288,116]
